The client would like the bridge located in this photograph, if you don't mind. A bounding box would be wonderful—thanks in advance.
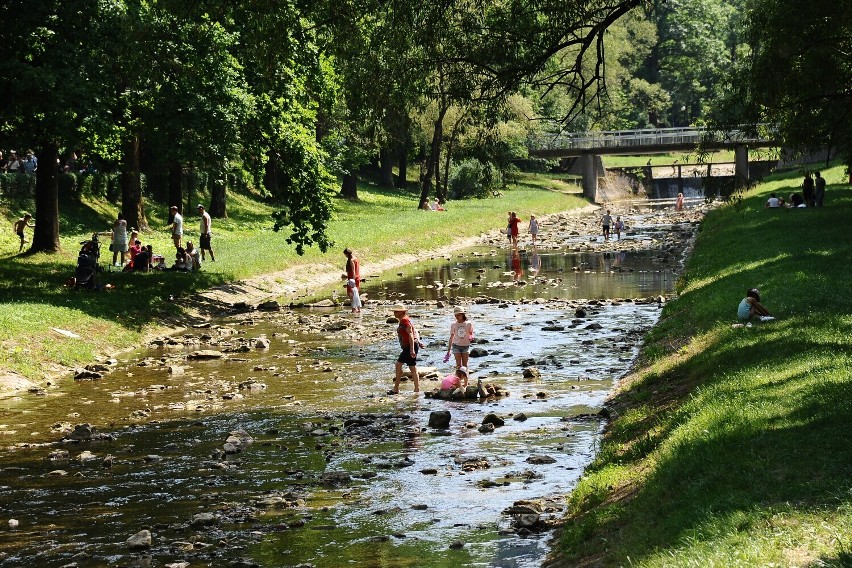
[527,126,778,201]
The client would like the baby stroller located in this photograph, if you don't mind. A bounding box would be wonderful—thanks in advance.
[75,233,101,290]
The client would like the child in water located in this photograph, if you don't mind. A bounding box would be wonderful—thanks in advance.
[440,366,469,394]
[342,273,362,313]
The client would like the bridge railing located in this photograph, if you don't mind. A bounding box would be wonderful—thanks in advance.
[529,126,774,151]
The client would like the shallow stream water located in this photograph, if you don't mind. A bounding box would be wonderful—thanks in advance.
[0,213,687,567]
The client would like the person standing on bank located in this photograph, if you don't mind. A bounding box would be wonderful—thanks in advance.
[802,173,815,207]
[814,171,826,207]
[445,306,474,370]
[390,303,420,395]
[344,248,360,297]
[196,204,216,261]
[110,213,129,266]
[168,205,183,249]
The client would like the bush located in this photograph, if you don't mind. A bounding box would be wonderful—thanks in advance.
[449,159,501,199]
[0,173,36,197]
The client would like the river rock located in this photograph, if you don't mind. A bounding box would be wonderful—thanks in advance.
[78,450,98,463]
[8,519,19,529]
[84,363,110,373]
[166,563,190,568]
[321,471,352,485]
[48,469,68,476]
[68,423,95,440]
[513,413,528,422]
[254,337,271,349]
[482,413,505,428]
[575,308,587,318]
[126,529,152,550]
[584,322,603,330]
[187,350,227,360]
[541,325,565,331]
[48,449,70,461]
[74,369,102,381]
[167,365,185,375]
[257,300,281,311]
[526,454,556,464]
[522,367,540,379]
[428,411,451,429]
[191,513,217,527]
[469,348,489,358]
[478,423,495,434]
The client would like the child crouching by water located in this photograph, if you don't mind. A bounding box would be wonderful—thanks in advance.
[341,273,362,313]
[441,366,469,394]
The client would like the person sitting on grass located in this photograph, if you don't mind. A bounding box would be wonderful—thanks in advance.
[765,193,784,208]
[185,241,201,271]
[167,247,189,272]
[132,245,150,272]
[737,288,773,322]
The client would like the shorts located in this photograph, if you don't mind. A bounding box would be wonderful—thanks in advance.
[16,231,24,241]
[397,343,419,366]
[451,344,469,354]
[200,233,212,249]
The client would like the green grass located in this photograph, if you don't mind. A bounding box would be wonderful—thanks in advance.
[0,175,584,379]
[553,164,852,567]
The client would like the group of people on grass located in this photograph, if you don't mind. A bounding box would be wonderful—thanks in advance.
[101,204,216,273]
[766,171,827,209]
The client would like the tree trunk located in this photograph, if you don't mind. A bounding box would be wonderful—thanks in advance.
[379,146,395,188]
[419,107,447,207]
[30,142,61,253]
[341,172,358,199]
[264,151,278,196]
[121,133,148,231]
[398,142,408,188]
[210,172,227,218]
[168,159,182,216]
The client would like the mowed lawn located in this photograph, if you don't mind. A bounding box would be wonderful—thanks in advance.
[0,176,584,379]
[552,164,852,567]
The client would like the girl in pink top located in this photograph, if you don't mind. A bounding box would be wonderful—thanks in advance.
[441,366,469,391]
[445,306,474,369]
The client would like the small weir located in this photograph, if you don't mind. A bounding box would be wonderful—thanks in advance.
[0,207,697,567]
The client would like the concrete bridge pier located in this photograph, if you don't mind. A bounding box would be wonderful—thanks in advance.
[735,145,749,185]
[581,153,599,202]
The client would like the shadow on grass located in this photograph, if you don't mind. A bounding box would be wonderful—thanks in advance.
[0,256,234,331]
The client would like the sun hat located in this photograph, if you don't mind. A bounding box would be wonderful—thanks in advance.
[453,306,466,314]
[391,303,407,313]
[457,366,469,376]
[196,204,204,209]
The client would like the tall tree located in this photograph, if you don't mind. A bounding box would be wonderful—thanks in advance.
[719,0,852,168]
[0,0,113,252]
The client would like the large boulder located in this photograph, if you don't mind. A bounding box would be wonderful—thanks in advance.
[428,411,451,429]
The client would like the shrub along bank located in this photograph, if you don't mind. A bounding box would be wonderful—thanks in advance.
[550,165,852,567]
[0,175,583,381]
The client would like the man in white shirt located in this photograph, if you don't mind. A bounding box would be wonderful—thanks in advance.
[765,193,783,208]
[169,205,183,248]
[196,204,216,261]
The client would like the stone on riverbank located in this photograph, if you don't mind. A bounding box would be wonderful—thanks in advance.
[187,350,227,360]
[126,529,152,550]
[427,411,451,429]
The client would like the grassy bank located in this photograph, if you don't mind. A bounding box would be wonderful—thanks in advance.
[552,165,852,567]
[0,175,584,380]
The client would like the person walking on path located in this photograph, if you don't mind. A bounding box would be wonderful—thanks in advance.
[344,248,360,296]
[168,205,183,249]
[802,173,815,207]
[110,213,129,266]
[444,306,474,370]
[390,303,420,394]
[196,204,216,261]
[13,212,34,252]
[599,209,613,241]
[528,215,539,245]
[814,171,826,207]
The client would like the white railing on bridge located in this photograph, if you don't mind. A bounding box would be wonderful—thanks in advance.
[529,126,774,151]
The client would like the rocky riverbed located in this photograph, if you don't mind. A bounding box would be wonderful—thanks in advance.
[0,200,709,567]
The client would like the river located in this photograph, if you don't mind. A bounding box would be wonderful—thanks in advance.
[0,206,696,567]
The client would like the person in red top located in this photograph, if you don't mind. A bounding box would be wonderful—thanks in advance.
[344,248,360,297]
[508,211,521,247]
[390,303,420,394]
